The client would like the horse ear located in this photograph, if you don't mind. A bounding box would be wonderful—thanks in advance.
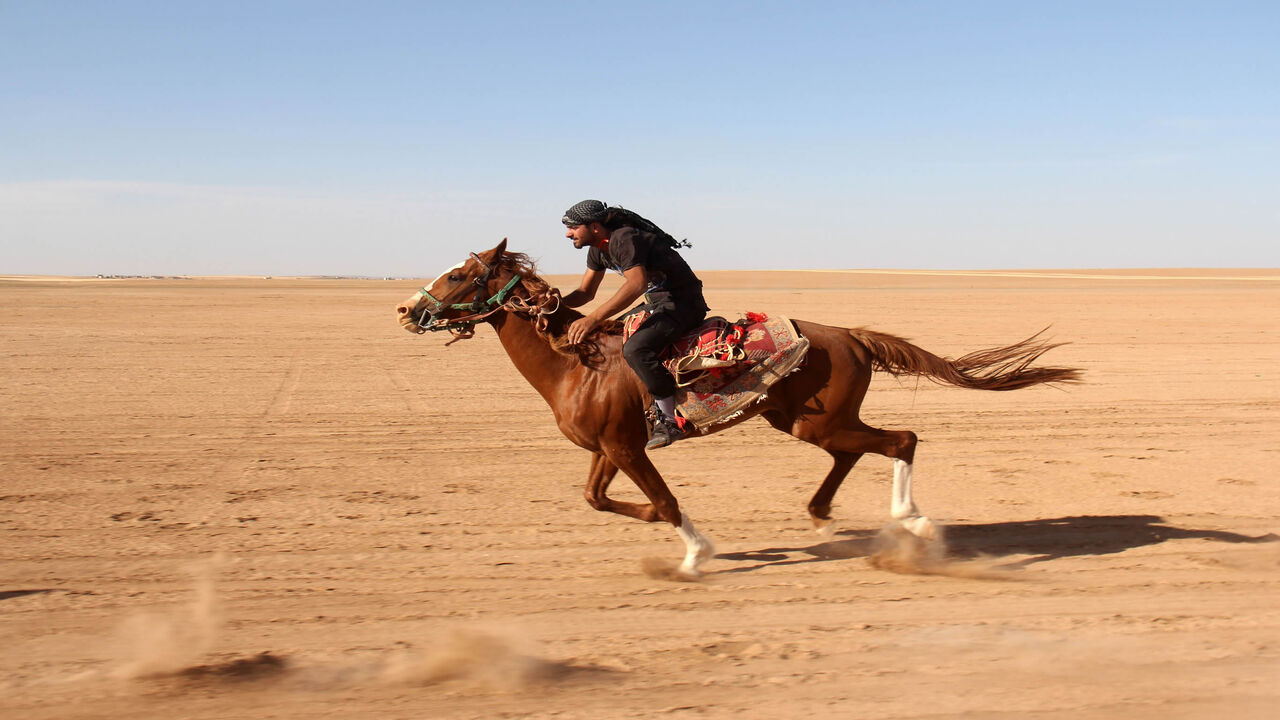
[486,238,508,262]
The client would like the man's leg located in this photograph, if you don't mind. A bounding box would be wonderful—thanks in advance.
[623,312,683,402]
[624,308,705,448]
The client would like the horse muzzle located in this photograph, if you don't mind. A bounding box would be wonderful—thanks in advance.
[396,292,433,334]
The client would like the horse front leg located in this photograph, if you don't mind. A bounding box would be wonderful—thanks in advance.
[583,452,659,521]
[598,445,715,578]
[673,513,715,578]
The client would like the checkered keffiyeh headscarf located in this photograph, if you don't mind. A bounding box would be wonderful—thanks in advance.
[562,199,609,226]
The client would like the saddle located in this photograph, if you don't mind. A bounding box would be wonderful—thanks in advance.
[622,311,810,431]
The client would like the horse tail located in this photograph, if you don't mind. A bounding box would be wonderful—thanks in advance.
[849,327,1082,391]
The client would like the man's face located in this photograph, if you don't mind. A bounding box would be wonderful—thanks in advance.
[565,223,603,249]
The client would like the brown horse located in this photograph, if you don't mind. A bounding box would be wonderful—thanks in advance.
[396,240,1080,578]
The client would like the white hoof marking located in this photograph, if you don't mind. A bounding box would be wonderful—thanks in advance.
[890,459,921,520]
[900,515,938,541]
[676,513,715,576]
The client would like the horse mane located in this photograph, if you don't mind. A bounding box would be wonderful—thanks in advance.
[500,251,622,368]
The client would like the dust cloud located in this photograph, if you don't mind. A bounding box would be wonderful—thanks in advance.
[252,626,584,692]
[640,557,707,582]
[111,558,224,679]
[375,627,563,689]
[101,558,583,692]
[868,523,1018,580]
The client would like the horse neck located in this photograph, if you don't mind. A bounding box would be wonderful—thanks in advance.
[489,310,581,403]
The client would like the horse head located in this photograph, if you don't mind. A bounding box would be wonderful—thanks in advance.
[396,239,541,340]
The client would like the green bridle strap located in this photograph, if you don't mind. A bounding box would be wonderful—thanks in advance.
[416,273,525,334]
[487,273,523,307]
[420,274,521,312]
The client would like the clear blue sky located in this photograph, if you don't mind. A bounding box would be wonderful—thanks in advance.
[2,1,1277,275]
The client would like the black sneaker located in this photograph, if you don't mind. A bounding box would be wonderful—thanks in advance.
[646,415,686,450]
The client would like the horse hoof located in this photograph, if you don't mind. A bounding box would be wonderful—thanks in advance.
[814,519,837,538]
[641,557,705,582]
[900,516,938,541]
[676,566,703,582]
[695,539,716,563]
[680,544,714,579]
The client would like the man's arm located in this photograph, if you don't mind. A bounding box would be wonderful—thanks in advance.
[566,266,647,345]
[562,268,605,308]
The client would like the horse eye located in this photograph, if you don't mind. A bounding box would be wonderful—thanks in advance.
[447,274,462,282]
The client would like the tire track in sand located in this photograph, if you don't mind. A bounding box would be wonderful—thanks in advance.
[201,351,303,486]
[383,366,426,416]
[266,352,305,418]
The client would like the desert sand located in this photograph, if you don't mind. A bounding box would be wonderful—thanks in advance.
[2,267,1277,719]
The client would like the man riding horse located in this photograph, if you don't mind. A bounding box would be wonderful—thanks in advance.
[397,236,1079,578]
[559,200,708,449]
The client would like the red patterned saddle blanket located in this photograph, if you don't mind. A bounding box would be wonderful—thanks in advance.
[622,311,810,431]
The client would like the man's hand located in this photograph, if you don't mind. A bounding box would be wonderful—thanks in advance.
[565,266,645,345]
[567,315,601,345]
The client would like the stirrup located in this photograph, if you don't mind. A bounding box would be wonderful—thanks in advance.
[644,404,662,430]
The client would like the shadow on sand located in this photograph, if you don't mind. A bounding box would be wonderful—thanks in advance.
[714,514,1278,574]
[0,589,54,601]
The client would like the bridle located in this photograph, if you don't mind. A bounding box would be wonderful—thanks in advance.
[412,253,527,340]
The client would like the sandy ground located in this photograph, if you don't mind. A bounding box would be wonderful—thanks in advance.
[2,267,1278,719]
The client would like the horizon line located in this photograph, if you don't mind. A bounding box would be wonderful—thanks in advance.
[4,268,1279,283]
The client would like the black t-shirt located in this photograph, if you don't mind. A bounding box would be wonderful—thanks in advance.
[586,227,707,311]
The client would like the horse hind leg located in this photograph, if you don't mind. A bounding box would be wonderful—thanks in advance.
[809,451,862,535]
[890,455,938,540]
[800,423,937,540]
[766,411,862,534]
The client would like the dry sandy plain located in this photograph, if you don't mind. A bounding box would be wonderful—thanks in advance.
[2,266,1278,719]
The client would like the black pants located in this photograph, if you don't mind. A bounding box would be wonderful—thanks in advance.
[622,303,707,399]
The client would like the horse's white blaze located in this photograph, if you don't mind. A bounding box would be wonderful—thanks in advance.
[430,261,466,287]
[891,459,936,539]
[676,513,715,576]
